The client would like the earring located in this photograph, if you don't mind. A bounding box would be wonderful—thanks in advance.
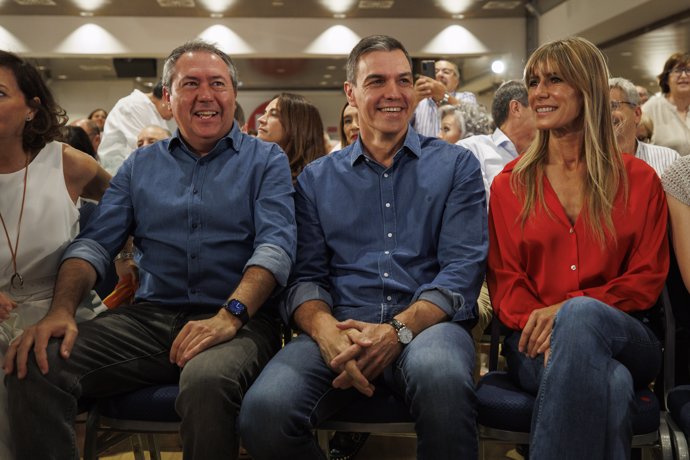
[25,115,32,122]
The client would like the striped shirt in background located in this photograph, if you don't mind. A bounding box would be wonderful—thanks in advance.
[635,141,680,177]
[413,91,477,138]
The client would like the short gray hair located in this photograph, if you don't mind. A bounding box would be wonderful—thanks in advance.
[162,40,238,92]
[438,104,466,137]
[608,77,640,106]
[346,35,412,85]
[491,80,528,128]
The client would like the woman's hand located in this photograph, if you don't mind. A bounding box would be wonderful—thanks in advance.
[518,302,564,359]
[0,291,17,322]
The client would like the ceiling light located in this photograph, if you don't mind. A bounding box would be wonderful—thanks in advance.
[320,81,328,85]
[157,0,195,7]
[333,13,346,18]
[452,14,464,19]
[491,60,505,74]
[482,1,521,9]
[210,12,223,17]
[327,65,336,70]
[272,1,284,5]
[56,74,68,80]
[323,74,332,79]
[13,0,56,5]
[80,11,94,16]
[358,0,393,9]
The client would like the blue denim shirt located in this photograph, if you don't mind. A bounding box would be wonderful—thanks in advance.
[284,127,487,325]
[64,123,296,307]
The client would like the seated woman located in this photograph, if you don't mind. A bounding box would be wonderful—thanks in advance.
[487,37,668,459]
[664,157,690,291]
[334,101,360,152]
[437,104,466,144]
[0,51,110,459]
[257,92,327,182]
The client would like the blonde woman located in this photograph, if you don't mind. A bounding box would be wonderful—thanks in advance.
[487,37,668,458]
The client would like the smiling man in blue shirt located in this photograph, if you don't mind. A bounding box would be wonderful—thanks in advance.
[5,40,295,460]
[240,35,487,460]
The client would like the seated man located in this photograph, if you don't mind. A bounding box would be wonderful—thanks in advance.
[239,34,487,460]
[136,124,171,148]
[5,40,296,460]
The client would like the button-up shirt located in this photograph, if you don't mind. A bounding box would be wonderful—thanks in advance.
[413,91,478,138]
[284,127,487,325]
[65,124,296,307]
[487,154,669,330]
[458,128,519,202]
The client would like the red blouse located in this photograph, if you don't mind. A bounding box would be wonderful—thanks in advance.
[487,154,669,330]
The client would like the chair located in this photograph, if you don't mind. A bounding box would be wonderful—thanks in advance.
[476,293,675,460]
[83,384,180,460]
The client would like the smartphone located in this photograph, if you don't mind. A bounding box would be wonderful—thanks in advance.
[420,60,435,79]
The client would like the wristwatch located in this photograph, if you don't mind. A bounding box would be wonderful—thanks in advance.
[221,299,249,326]
[389,318,414,345]
[436,92,451,106]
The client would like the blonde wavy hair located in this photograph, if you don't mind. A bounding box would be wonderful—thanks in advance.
[511,36,626,245]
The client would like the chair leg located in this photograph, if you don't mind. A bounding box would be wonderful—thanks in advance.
[659,413,673,460]
[147,433,162,460]
[666,412,690,460]
[131,435,146,460]
[316,430,331,460]
[83,408,100,460]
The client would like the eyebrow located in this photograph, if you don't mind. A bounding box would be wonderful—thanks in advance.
[363,71,413,82]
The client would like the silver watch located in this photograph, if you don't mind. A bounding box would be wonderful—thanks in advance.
[389,318,413,345]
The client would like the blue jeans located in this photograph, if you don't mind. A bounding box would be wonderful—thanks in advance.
[6,303,280,460]
[239,321,477,460]
[504,297,661,460]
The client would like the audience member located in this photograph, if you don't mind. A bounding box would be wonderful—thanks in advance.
[458,101,494,137]
[69,118,101,152]
[5,40,296,460]
[437,104,466,144]
[413,59,477,137]
[663,156,690,291]
[98,81,174,175]
[257,92,327,182]
[87,108,107,131]
[330,101,360,152]
[610,76,679,176]
[136,124,171,148]
[459,80,535,200]
[0,50,109,460]
[487,37,668,459]
[240,34,487,460]
[636,85,650,105]
[642,52,690,156]
[637,113,654,143]
[59,126,98,159]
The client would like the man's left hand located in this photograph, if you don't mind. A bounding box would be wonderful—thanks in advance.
[330,319,401,390]
[170,310,241,367]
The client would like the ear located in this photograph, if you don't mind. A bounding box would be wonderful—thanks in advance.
[633,105,642,126]
[344,81,357,108]
[163,86,171,104]
[509,99,521,117]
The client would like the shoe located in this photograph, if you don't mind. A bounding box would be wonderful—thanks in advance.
[329,431,370,460]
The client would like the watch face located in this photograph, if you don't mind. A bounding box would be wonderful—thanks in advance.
[228,301,246,315]
[398,327,413,344]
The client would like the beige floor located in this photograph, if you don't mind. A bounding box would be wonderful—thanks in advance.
[94,433,522,460]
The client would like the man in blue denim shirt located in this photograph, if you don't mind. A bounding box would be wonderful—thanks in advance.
[5,40,295,460]
[240,35,487,460]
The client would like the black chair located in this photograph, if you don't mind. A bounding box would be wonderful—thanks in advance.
[476,296,674,460]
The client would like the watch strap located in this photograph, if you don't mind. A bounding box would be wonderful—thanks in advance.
[221,298,249,326]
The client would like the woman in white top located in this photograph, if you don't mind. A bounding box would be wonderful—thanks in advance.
[642,52,690,156]
[0,50,110,459]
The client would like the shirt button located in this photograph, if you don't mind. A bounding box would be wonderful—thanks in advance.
[383,173,389,178]
[569,228,574,234]
[570,264,576,271]
[387,232,393,238]
[193,189,198,195]
[385,202,391,208]
[387,296,392,301]
[384,251,390,255]
[383,273,389,277]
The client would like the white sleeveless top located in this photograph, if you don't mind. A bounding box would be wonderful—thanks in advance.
[0,142,97,349]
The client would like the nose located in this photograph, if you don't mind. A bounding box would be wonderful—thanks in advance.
[197,82,213,101]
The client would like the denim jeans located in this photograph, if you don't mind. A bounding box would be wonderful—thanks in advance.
[239,321,477,460]
[6,303,280,460]
[503,297,661,460]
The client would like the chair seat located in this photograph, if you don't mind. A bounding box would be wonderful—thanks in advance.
[667,385,690,438]
[322,387,412,424]
[477,371,660,435]
[98,385,180,422]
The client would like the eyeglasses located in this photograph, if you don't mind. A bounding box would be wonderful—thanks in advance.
[610,100,636,110]
[670,67,690,76]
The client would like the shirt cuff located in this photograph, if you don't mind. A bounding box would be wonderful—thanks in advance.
[244,243,292,287]
[282,282,333,324]
[416,287,471,321]
[61,238,110,283]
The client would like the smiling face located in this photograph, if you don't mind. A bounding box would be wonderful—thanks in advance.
[610,87,640,151]
[89,109,107,130]
[0,66,35,144]
[344,49,414,143]
[256,97,287,148]
[527,64,583,133]
[341,104,360,145]
[435,60,459,92]
[438,113,462,144]
[668,63,690,98]
[164,50,236,156]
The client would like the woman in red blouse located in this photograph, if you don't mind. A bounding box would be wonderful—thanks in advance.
[487,37,668,459]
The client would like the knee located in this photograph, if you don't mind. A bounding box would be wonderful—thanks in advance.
[554,297,611,336]
[177,361,243,416]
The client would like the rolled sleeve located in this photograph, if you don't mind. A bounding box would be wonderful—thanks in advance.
[245,243,293,287]
[60,238,111,283]
[416,287,464,319]
[282,281,334,325]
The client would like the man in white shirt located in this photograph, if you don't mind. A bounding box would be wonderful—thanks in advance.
[98,81,174,174]
[610,77,680,176]
[413,59,477,137]
[458,80,535,200]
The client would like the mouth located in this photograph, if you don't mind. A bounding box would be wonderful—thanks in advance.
[535,107,556,113]
[195,110,218,120]
[379,107,403,113]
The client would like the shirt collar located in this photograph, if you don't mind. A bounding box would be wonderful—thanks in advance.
[491,127,519,158]
[167,122,241,159]
[348,125,422,167]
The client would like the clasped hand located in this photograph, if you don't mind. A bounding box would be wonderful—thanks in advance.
[320,320,401,397]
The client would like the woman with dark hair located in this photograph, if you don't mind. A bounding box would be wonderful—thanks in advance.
[0,50,110,458]
[257,92,326,181]
[488,37,668,458]
[88,107,108,131]
[59,125,98,159]
[642,52,690,156]
[339,101,360,148]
